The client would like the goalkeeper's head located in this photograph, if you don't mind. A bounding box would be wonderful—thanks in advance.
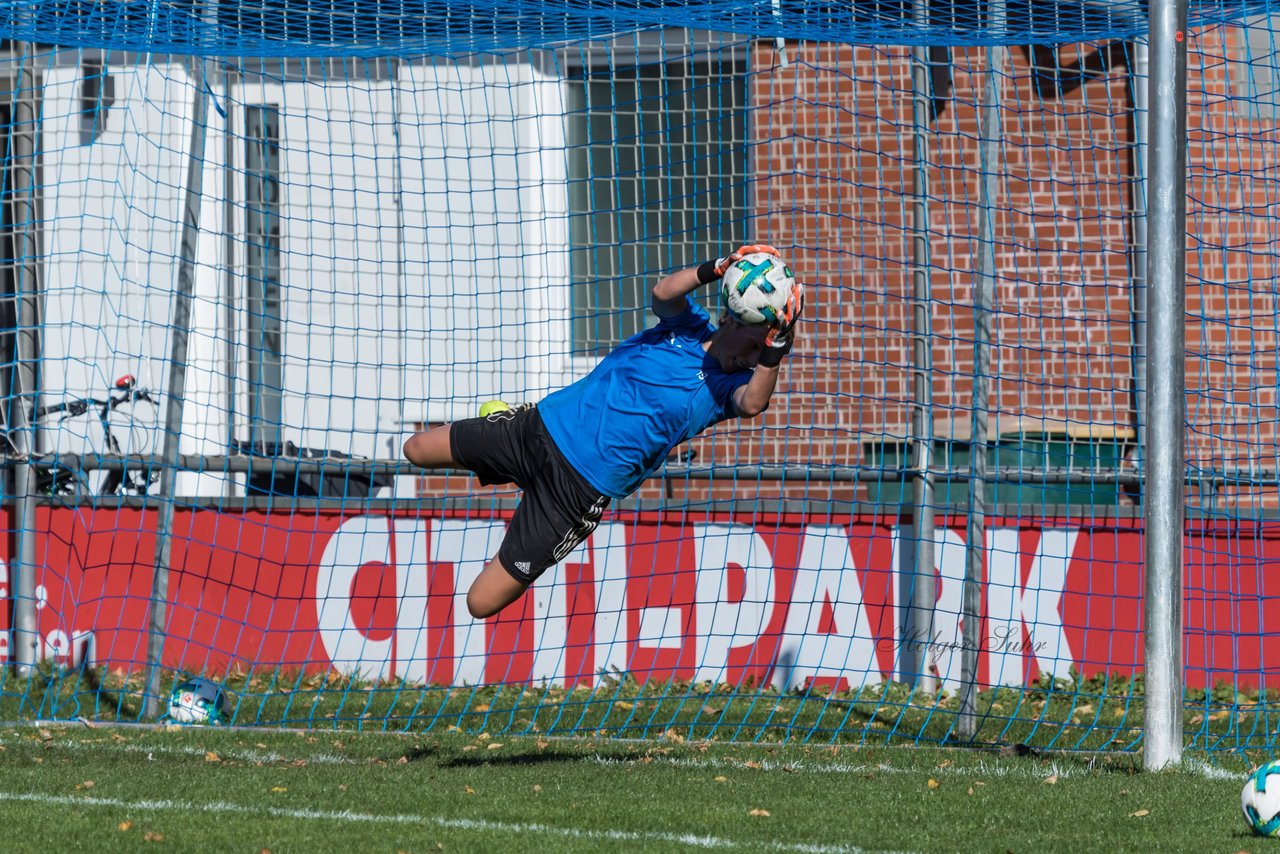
[709,312,770,373]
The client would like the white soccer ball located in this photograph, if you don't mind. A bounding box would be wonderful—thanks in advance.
[1243,760,1280,836]
[168,677,227,725]
[720,252,796,327]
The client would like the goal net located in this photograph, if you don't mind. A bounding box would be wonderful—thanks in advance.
[0,0,1274,750]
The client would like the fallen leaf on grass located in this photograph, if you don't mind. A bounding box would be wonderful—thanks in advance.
[532,785,542,793]
[270,787,287,793]
[714,776,728,783]
[967,787,974,796]
[464,786,476,795]
[747,809,771,817]
[77,780,95,790]
[143,832,165,843]
[487,743,503,750]
[1129,809,1150,818]
[1042,775,1059,785]
[38,729,52,741]
[117,822,133,832]
[205,752,221,763]
[461,745,477,752]
[927,779,940,789]
[397,756,409,765]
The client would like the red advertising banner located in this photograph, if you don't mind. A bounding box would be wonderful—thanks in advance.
[1,508,1278,691]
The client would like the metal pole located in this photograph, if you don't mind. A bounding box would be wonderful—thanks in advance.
[1143,0,1187,770]
[10,45,41,675]
[959,41,1004,739]
[143,52,213,718]
[906,35,937,695]
[223,64,239,499]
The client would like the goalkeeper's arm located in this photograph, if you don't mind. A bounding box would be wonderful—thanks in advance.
[732,285,804,418]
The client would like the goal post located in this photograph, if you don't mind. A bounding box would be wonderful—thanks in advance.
[1144,0,1189,771]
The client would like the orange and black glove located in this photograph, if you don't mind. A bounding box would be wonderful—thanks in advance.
[698,244,782,283]
[757,282,804,368]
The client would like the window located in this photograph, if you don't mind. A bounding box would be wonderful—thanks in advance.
[564,49,749,354]
[244,104,283,449]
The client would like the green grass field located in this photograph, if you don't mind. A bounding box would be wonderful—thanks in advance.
[0,722,1272,853]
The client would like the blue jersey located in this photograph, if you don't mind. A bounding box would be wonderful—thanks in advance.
[538,301,752,498]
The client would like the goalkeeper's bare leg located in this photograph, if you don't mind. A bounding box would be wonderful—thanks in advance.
[402,426,530,617]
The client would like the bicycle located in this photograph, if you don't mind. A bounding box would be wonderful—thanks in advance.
[31,374,161,496]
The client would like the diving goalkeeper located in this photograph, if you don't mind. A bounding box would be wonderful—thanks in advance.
[402,244,804,618]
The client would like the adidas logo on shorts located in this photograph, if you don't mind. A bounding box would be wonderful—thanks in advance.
[515,561,531,575]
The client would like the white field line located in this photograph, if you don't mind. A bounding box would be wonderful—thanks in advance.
[588,753,1082,780]
[590,753,1249,783]
[0,791,911,854]
[1183,758,1247,781]
[20,735,1072,778]
[55,739,358,766]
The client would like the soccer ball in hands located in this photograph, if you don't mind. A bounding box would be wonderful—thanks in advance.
[1242,760,1280,836]
[168,677,228,725]
[720,252,797,327]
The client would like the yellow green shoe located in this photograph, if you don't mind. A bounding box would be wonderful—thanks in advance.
[479,399,511,417]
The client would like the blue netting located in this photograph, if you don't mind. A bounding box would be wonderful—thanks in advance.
[1,0,1274,57]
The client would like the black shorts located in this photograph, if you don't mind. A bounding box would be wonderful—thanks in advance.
[449,405,609,584]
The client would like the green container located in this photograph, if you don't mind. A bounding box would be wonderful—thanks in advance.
[860,431,1131,509]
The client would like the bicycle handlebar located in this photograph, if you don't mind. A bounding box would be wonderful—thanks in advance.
[35,387,158,421]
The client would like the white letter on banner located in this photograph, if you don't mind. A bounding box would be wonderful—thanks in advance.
[529,524,630,686]
[694,524,775,684]
[0,558,8,663]
[771,526,879,690]
[530,555,569,685]
[393,518,430,683]
[1025,529,1076,681]
[985,528,1076,684]
[591,523,629,682]
[985,528,1025,686]
[316,516,393,680]
[432,519,507,685]
[530,523,630,686]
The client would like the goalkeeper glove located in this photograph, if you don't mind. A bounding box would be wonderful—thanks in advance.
[713,243,782,279]
[756,282,804,369]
